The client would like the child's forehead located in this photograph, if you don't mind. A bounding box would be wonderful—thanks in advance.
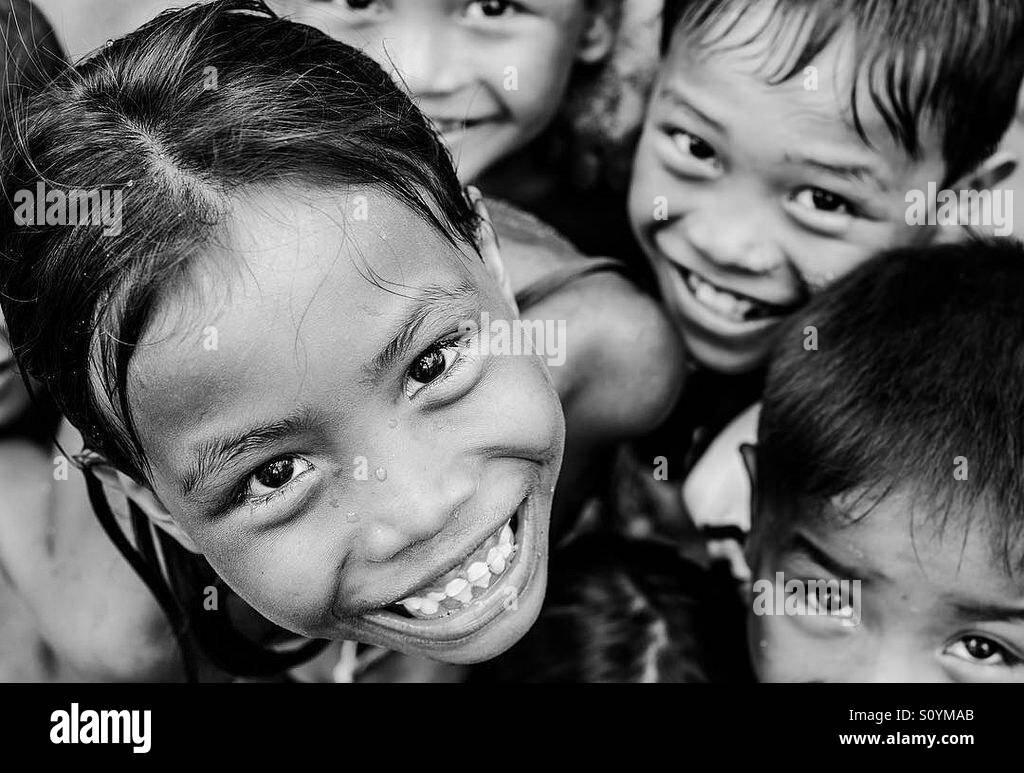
[768,489,1024,595]
[662,6,943,166]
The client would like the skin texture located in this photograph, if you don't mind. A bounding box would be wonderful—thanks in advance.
[108,186,565,665]
[270,0,611,184]
[629,8,949,374]
[747,488,1024,682]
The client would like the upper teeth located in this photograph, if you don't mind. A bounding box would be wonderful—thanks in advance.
[397,518,517,619]
[686,271,756,322]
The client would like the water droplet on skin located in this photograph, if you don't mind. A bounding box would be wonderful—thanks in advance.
[374,467,387,481]
[346,512,359,523]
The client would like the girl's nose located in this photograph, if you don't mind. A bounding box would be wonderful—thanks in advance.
[390,28,468,97]
[362,465,479,562]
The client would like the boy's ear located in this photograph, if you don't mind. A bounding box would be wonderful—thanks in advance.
[738,442,758,517]
[89,463,201,554]
[466,186,517,313]
[576,1,616,65]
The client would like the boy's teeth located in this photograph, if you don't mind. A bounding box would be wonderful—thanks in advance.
[686,271,760,322]
[445,578,469,598]
[395,517,518,619]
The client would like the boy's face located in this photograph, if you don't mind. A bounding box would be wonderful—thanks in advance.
[748,488,1024,682]
[273,0,595,183]
[124,187,564,664]
[629,14,946,373]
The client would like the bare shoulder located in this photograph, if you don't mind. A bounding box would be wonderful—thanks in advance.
[485,199,685,437]
[484,197,584,291]
[552,268,686,438]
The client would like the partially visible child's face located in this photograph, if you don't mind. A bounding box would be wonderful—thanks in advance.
[748,488,1024,682]
[273,0,604,182]
[120,187,564,664]
[629,12,946,373]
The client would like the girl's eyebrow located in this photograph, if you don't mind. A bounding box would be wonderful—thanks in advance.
[180,406,328,500]
[364,278,481,385]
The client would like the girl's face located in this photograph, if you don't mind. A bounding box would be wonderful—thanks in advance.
[123,187,564,663]
[272,0,606,182]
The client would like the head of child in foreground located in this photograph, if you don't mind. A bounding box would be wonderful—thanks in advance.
[270,0,618,183]
[470,533,752,681]
[629,0,1024,374]
[0,0,565,664]
[746,240,1024,682]
[0,0,65,428]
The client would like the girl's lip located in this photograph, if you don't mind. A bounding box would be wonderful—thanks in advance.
[358,495,539,645]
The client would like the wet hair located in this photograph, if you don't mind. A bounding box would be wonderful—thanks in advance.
[0,0,479,484]
[470,534,752,682]
[660,0,1024,185]
[755,238,1024,574]
[0,0,480,679]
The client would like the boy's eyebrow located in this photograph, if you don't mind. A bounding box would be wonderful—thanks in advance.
[364,278,480,385]
[790,531,890,584]
[180,406,329,499]
[948,599,1024,624]
[783,153,893,192]
[657,84,727,135]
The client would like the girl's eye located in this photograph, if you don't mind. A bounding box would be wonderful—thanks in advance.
[343,0,383,13]
[245,456,314,502]
[792,187,854,215]
[946,635,1020,667]
[670,130,721,169]
[405,336,467,398]
[465,0,520,18]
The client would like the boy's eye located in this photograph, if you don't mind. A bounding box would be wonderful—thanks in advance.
[670,130,720,168]
[405,336,466,398]
[946,635,1019,667]
[465,0,520,18]
[792,187,853,215]
[245,456,314,501]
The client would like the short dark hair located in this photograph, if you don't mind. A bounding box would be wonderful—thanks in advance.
[0,0,478,482]
[470,534,752,682]
[756,238,1024,573]
[1,0,66,105]
[660,0,1024,185]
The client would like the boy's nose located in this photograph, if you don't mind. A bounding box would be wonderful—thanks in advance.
[362,464,479,562]
[684,211,785,275]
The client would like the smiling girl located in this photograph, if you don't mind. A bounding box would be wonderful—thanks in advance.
[1,0,567,674]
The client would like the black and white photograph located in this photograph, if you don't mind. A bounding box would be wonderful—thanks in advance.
[0,0,1021,757]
